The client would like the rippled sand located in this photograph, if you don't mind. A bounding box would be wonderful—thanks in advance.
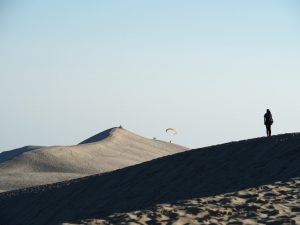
[81,178,300,225]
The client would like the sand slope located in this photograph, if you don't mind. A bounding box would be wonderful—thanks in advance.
[0,145,44,163]
[0,127,187,191]
[0,133,300,225]
[83,178,300,225]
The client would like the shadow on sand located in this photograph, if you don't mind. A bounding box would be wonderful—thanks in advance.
[1,133,300,225]
[0,146,44,164]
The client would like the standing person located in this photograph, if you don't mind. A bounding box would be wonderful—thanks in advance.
[264,109,273,137]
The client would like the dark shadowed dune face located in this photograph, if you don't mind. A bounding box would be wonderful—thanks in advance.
[78,127,116,145]
[0,146,44,164]
[0,133,300,225]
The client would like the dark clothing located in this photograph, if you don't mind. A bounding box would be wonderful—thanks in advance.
[266,124,271,137]
[264,112,273,126]
[264,112,273,137]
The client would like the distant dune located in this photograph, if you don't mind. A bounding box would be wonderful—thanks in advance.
[0,127,187,192]
[0,133,300,225]
[0,145,44,164]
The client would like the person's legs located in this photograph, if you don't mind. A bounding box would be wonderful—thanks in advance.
[266,125,271,137]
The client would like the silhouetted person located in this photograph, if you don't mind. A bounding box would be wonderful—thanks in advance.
[264,109,273,137]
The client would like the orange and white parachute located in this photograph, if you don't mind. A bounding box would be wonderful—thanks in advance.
[165,128,177,135]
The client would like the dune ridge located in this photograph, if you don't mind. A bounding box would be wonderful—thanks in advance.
[78,127,115,144]
[0,133,300,225]
[0,145,44,164]
[0,127,187,192]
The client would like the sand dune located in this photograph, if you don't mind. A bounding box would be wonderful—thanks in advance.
[0,145,44,164]
[0,127,187,191]
[82,178,300,225]
[0,133,300,225]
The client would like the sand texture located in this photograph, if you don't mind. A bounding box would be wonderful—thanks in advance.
[82,178,300,225]
[0,133,300,225]
[0,127,187,191]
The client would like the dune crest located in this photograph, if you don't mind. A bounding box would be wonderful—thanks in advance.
[78,127,116,144]
[0,145,44,164]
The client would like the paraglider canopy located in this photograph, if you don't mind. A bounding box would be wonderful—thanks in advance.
[165,128,177,135]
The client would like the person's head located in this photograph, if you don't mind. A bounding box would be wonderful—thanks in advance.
[267,109,271,114]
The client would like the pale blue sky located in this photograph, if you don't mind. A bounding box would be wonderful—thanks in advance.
[1,0,300,151]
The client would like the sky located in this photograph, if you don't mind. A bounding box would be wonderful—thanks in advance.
[1,0,300,151]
